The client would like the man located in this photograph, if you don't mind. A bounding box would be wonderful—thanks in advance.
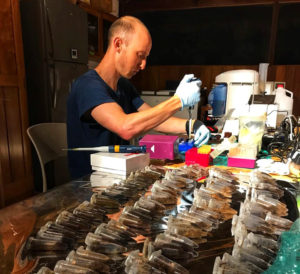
[67,16,210,179]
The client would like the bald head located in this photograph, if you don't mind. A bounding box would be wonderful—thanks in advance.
[108,16,150,47]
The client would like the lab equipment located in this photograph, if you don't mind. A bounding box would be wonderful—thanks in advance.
[213,69,260,117]
[208,84,227,117]
[66,145,147,153]
[188,106,193,139]
[187,77,201,138]
[258,63,269,93]
[208,69,286,131]
[238,113,267,151]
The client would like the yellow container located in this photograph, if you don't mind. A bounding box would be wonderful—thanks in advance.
[197,145,211,154]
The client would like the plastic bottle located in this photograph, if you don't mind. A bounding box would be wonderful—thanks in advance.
[274,85,294,115]
[274,85,294,126]
[208,84,227,117]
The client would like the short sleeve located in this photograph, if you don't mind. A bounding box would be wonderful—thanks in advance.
[73,73,114,120]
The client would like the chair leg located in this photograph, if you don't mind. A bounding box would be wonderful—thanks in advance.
[41,166,47,192]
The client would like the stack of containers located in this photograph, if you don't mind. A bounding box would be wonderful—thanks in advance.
[140,167,241,273]
[34,167,162,273]
[213,170,294,273]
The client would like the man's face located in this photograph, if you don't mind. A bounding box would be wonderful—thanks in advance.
[117,26,152,79]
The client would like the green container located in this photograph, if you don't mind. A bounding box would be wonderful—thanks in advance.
[213,154,228,166]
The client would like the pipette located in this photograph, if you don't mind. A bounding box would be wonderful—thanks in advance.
[65,145,147,153]
[188,106,193,139]
[187,77,201,139]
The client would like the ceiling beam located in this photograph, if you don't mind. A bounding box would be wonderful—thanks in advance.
[268,2,280,64]
[120,0,300,14]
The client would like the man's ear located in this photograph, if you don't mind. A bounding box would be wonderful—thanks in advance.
[113,37,123,53]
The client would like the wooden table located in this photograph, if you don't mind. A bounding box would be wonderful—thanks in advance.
[0,179,93,274]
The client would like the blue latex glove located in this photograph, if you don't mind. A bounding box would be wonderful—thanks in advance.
[193,120,211,147]
[175,74,201,110]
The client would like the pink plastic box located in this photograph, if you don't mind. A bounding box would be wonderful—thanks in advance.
[139,134,179,160]
[227,157,256,169]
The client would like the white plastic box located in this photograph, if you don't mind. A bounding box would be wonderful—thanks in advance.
[90,152,150,176]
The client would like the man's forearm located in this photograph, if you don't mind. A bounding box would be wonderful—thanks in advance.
[153,116,187,135]
[127,96,182,136]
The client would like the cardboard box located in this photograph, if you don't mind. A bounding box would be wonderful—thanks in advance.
[90,152,150,176]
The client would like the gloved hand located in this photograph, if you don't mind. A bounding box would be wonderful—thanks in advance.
[175,74,202,110]
[186,120,210,147]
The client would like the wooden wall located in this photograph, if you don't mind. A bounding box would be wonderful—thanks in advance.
[120,0,300,14]
[0,0,33,207]
[131,65,300,117]
[124,1,300,118]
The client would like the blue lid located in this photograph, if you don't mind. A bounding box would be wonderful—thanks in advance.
[178,140,194,154]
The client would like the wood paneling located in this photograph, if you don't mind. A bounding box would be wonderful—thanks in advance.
[120,0,300,14]
[0,0,33,207]
[0,0,17,75]
[131,64,300,116]
[131,65,256,90]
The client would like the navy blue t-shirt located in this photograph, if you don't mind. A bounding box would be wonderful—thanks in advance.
[67,70,144,179]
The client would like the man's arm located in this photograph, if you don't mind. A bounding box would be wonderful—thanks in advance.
[138,103,187,134]
[91,74,202,141]
[91,96,182,140]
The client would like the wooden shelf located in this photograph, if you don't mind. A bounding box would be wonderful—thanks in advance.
[79,3,117,59]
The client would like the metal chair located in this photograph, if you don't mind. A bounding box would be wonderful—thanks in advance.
[27,123,68,192]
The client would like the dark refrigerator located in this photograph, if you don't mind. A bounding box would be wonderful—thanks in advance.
[20,0,88,124]
[20,0,89,190]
